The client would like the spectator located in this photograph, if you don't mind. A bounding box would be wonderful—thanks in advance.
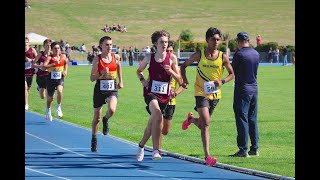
[122,47,127,62]
[282,46,288,66]
[122,26,127,33]
[128,47,134,66]
[80,43,86,54]
[268,47,273,63]
[274,47,280,63]
[256,35,262,46]
[87,51,95,64]
[25,0,31,9]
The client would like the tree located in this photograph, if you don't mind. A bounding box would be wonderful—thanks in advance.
[179,29,194,41]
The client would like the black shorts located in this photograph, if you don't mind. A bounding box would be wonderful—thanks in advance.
[46,76,64,97]
[163,105,176,120]
[25,75,33,88]
[93,86,118,108]
[144,94,168,115]
[36,75,48,89]
[195,96,220,116]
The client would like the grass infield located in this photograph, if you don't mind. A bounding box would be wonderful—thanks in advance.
[28,65,295,178]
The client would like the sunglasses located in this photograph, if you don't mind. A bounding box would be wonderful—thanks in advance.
[166,50,173,52]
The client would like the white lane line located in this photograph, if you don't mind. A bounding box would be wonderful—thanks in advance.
[25,167,72,180]
[25,132,181,180]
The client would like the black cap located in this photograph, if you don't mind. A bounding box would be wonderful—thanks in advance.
[236,32,250,41]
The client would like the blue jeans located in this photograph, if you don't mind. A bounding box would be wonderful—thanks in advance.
[283,55,287,66]
[233,87,259,152]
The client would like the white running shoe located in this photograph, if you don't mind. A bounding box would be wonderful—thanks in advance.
[56,105,63,118]
[152,150,162,160]
[136,147,144,162]
[25,104,29,111]
[46,109,52,122]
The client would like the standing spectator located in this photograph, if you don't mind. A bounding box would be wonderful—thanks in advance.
[268,47,273,63]
[122,47,127,62]
[230,32,260,157]
[87,51,95,64]
[274,47,280,63]
[135,30,181,161]
[43,42,69,121]
[92,45,99,55]
[128,47,134,66]
[282,46,288,66]
[116,46,121,55]
[134,47,139,61]
[25,37,38,110]
[89,36,123,152]
[32,39,52,100]
[256,35,262,46]
[136,40,185,162]
[180,27,234,166]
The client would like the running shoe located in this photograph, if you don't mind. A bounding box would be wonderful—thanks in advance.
[248,150,259,156]
[229,150,249,157]
[152,150,162,160]
[46,108,52,122]
[136,146,144,162]
[182,112,193,130]
[91,138,97,152]
[205,156,217,166]
[102,117,109,135]
[25,104,29,111]
[56,105,63,118]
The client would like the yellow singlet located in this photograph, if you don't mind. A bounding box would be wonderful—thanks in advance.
[194,49,224,100]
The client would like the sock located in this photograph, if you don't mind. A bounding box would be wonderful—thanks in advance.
[92,134,96,139]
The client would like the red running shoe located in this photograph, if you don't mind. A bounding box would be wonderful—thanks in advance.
[182,112,193,130]
[205,156,217,166]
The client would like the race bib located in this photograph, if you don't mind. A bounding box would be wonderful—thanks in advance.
[204,81,219,94]
[51,71,62,79]
[100,79,115,91]
[25,61,32,70]
[151,80,169,94]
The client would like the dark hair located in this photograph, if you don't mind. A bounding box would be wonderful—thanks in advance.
[151,30,170,44]
[43,39,52,46]
[168,40,175,49]
[99,36,112,50]
[205,27,222,40]
[50,41,60,49]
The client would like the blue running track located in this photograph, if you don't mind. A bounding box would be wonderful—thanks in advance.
[25,111,280,180]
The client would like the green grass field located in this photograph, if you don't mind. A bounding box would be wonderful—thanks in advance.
[27,65,295,178]
[25,0,295,49]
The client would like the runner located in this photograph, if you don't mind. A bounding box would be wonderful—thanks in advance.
[32,39,52,99]
[180,27,234,166]
[89,36,123,152]
[25,36,38,110]
[43,41,69,121]
[136,30,182,161]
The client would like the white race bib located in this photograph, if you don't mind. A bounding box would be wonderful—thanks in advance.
[151,80,169,94]
[25,61,32,70]
[51,71,62,79]
[204,81,219,94]
[100,79,115,91]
